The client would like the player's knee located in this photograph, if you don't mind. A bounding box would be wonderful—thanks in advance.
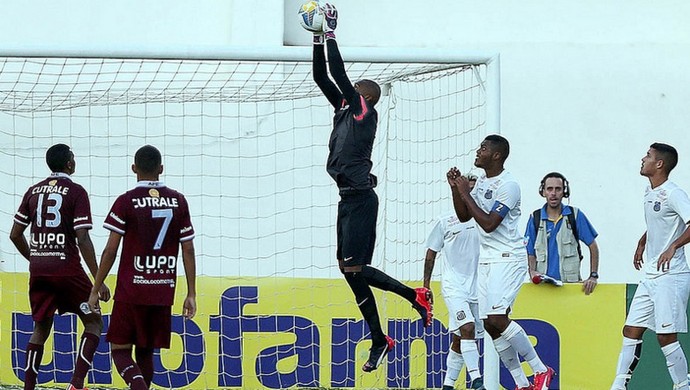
[343,264,363,273]
[343,269,362,283]
[459,322,476,339]
[486,315,509,330]
[29,318,54,343]
[450,334,461,352]
[482,319,503,339]
[343,270,373,303]
[657,332,677,347]
[622,325,645,340]
[82,313,104,334]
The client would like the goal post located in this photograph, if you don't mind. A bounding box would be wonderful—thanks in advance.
[0,45,499,389]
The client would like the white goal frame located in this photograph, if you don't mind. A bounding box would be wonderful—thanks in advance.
[0,44,502,390]
[0,43,500,133]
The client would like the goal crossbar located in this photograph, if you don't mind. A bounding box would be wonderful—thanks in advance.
[0,44,501,131]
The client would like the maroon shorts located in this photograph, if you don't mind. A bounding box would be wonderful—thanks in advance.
[29,272,93,322]
[107,300,172,349]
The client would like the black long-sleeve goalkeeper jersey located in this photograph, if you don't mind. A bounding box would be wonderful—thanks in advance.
[313,40,378,190]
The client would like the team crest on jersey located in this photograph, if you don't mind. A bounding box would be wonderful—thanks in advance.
[149,188,160,198]
[49,180,57,186]
[456,310,466,321]
[484,190,493,199]
[654,201,661,212]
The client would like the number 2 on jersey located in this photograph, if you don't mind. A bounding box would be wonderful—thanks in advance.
[152,208,173,250]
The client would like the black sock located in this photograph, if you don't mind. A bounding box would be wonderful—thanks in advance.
[344,271,386,346]
[135,347,154,387]
[361,265,416,302]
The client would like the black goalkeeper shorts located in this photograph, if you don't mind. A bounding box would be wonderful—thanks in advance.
[336,188,378,266]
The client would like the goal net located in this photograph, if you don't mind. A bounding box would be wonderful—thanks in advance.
[0,46,498,389]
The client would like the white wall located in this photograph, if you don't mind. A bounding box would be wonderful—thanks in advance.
[2,0,690,283]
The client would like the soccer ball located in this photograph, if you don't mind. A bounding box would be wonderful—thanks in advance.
[298,1,324,33]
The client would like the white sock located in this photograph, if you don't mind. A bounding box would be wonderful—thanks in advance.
[461,339,482,381]
[662,341,689,389]
[502,320,547,374]
[444,349,465,387]
[494,335,530,389]
[611,337,642,389]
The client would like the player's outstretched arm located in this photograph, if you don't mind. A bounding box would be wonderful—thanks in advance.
[321,4,362,114]
[181,240,197,320]
[77,228,111,302]
[87,231,122,313]
[9,222,30,261]
[326,39,360,112]
[313,43,342,109]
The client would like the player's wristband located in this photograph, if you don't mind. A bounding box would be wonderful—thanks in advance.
[589,272,599,279]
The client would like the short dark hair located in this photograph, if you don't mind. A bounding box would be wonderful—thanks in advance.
[356,79,381,106]
[134,145,162,174]
[484,134,510,161]
[45,144,73,172]
[539,171,570,198]
[651,142,678,173]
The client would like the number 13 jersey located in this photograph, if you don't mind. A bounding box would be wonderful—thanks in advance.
[14,173,93,276]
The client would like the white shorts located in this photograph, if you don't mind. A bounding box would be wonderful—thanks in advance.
[478,261,528,319]
[626,273,690,334]
[442,292,481,336]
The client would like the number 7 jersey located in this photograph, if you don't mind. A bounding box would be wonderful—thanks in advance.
[104,181,195,306]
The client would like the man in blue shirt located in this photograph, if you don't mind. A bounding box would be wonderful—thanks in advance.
[525,172,600,295]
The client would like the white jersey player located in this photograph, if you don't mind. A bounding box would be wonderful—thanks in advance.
[447,135,554,390]
[424,175,485,390]
[611,143,690,390]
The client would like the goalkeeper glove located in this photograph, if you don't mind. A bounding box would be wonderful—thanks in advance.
[321,3,337,39]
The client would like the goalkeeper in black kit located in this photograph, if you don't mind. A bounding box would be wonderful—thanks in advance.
[310,2,434,373]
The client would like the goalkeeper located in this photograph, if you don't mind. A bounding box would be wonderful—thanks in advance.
[310,2,433,373]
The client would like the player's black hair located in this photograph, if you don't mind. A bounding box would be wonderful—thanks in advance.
[356,79,381,106]
[484,134,510,161]
[45,143,73,172]
[651,142,678,173]
[135,145,162,174]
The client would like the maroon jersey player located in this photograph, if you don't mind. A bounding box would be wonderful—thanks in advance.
[9,143,111,390]
[87,145,197,390]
